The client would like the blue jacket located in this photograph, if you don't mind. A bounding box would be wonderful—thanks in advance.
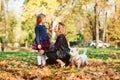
[34,25,50,45]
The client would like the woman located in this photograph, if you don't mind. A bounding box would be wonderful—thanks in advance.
[40,22,70,67]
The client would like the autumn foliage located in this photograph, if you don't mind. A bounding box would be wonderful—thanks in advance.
[0,48,120,80]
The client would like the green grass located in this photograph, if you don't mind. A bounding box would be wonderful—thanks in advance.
[0,48,119,65]
[0,48,119,63]
[0,48,120,79]
[79,48,120,61]
[0,52,38,65]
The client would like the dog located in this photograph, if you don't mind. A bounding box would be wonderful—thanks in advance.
[70,48,88,68]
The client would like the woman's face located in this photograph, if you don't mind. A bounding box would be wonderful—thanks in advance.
[54,25,58,33]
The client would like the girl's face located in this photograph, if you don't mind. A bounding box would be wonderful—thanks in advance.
[41,17,46,24]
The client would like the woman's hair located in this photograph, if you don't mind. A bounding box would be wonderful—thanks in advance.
[57,22,66,35]
[36,13,46,26]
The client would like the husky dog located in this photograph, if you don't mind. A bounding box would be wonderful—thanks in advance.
[70,48,88,68]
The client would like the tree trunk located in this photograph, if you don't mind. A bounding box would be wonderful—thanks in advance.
[0,43,1,51]
[0,0,1,11]
[52,20,56,41]
[87,14,96,40]
[25,40,28,48]
[1,43,4,51]
[115,42,118,48]
[3,0,8,51]
[114,1,118,49]
[94,2,99,48]
[3,0,8,38]
[102,12,107,48]
[0,39,4,51]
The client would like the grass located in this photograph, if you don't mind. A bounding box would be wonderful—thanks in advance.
[0,48,120,65]
[0,48,120,79]
[0,52,38,66]
[79,48,120,61]
[0,48,120,64]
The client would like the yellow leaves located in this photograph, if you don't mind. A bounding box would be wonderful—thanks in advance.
[0,72,18,80]
[0,51,120,79]
[0,60,7,64]
[108,58,114,63]
[23,0,42,20]
[70,65,76,72]
[42,67,51,77]
[89,67,97,72]
[67,58,120,80]
[67,71,86,80]
[44,0,59,8]
[23,0,59,21]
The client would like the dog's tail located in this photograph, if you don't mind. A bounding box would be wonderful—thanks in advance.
[83,48,87,55]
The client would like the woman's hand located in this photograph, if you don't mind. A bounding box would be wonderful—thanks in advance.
[38,44,41,49]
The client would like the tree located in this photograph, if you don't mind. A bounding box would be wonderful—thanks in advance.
[22,0,78,43]
[0,0,9,51]
[3,0,9,41]
[64,13,78,41]
[21,15,36,47]
[22,0,60,43]
[107,0,120,48]
[22,0,120,48]
[0,0,2,11]
[7,12,17,43]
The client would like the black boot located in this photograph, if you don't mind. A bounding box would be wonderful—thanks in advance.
[38,65,42,68]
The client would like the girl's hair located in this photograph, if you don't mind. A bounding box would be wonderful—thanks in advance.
[57,22,66,35]
[36,13,46,26]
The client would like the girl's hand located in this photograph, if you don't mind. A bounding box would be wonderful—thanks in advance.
[38,45,41,49]
[39,50,45,55]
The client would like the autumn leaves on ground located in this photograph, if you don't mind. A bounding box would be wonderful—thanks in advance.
[0,48,120,80]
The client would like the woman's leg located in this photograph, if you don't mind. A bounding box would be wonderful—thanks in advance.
[56,59,65,67]
[45,49,66,67]
[46,52,57,61]
[65,54,70,66]
[46,58,57,65]
[61,54,70,66]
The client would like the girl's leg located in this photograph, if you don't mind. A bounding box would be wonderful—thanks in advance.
[37,54,42,66]
[41,55,46,66]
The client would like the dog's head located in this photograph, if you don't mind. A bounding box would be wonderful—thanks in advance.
[70,48,79,56]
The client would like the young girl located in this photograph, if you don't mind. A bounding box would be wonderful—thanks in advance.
[33,13,50,68]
